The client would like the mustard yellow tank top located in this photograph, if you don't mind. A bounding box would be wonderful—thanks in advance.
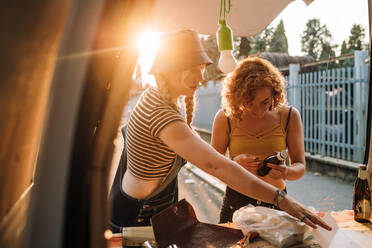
[228,107,290,161]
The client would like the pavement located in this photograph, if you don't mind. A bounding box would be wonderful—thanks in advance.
[178,166,223,224]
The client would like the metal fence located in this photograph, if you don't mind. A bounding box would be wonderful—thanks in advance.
[188,51,370,163]
[286,52,369,163]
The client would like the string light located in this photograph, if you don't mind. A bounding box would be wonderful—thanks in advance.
[217,0,237,74]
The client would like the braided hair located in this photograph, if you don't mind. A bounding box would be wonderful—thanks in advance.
[184,95,194,127]
[155,71,196,128]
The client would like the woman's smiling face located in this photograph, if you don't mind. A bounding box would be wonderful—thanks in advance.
[158,64,206,99]
[244,87,273,119]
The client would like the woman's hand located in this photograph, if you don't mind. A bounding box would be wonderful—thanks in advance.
[232,154,261,171]
[266,162,289,179]
[279,195,332,230]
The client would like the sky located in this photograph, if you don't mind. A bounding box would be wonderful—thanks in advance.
[269,0,369,55]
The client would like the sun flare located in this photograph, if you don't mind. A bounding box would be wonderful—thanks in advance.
[137,31,162,87]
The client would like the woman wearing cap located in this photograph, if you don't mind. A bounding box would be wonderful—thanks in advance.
[109,29,331,232]
[211,56,306,223]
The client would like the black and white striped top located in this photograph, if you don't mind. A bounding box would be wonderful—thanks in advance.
[126,87,185,180]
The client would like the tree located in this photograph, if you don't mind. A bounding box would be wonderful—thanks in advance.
[319,43,338,69]
[347,24,367,52]
[301,18,335,61]
[340,40,353,68]
[243,20,288,55]
[250,27,274,54]
[269,20,288,53]
[340,24,367,67]
[235,36,251,59]
[340,40,348,55]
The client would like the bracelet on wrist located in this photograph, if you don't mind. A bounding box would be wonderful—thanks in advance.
[273,189,287,207]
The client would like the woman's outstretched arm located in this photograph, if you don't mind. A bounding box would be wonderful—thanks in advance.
[158,120,331,230]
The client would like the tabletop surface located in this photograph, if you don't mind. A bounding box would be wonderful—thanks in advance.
[107,210,372,248]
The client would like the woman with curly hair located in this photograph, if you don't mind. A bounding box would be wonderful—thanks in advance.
[211,56,306,223]
[109,31,329,232]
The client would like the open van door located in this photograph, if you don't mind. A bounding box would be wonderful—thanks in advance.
[0,1,370,248]
[366,0,372,191]
[0,1,152,247]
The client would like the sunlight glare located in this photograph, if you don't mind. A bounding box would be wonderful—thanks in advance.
[137,31,162,87]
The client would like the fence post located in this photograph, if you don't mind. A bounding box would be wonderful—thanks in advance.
[288,64,301,111]
[354,50,368,162]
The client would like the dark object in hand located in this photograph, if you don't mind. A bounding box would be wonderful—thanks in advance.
[256,150,288,177]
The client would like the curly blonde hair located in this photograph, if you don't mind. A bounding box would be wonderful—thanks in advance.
[222,56,287,121]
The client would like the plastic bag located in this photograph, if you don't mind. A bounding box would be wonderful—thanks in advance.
[232,205,311,247]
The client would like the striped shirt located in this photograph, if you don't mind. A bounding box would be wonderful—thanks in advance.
[126,87,185,180]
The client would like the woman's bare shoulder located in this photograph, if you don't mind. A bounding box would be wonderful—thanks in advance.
[281,105,300,119]
[213,109,229,130]
[214,109,227,121]
[283,106,302,132]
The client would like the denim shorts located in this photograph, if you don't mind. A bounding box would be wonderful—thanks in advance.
[108,125,185,232]
[109,175,178,232]
[219,186,287,223]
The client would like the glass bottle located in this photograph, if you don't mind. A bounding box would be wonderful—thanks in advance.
[353,165,371,223]
[256,150,288,177]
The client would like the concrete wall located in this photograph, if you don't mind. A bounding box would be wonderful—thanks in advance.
[193,81,222,130]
